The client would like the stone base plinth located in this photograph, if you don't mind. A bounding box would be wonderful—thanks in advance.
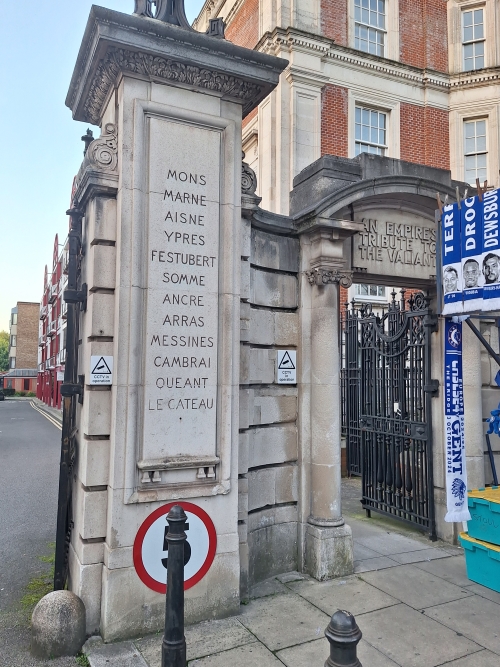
[305,522,353,581]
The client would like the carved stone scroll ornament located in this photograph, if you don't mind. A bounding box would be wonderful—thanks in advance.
[83,48,262,126]
[242,154,257,195]
[72,123,118,197]
[86,123,118,171]
[305,268,353,288]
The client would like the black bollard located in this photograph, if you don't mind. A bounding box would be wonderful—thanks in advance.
[325,610,362,667]
[162,505,188,667]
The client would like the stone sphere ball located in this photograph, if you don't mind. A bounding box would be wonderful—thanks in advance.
[31,590,86,658]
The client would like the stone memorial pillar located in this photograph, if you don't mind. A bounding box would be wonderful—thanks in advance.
[66,5,286,640]
[298,220,362,579]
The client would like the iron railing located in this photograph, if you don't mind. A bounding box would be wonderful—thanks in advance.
[341,290,437,537]
[54,209,84,590]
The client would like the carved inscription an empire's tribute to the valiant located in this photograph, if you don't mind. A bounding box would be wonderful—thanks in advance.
[353,216,437,280]
[143,117,221,461]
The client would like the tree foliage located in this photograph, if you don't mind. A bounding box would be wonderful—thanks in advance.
[0,330,9,372]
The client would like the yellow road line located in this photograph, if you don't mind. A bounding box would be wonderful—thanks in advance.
[30,401,62,431]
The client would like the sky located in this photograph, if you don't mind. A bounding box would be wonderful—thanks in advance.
[0,0,205,332]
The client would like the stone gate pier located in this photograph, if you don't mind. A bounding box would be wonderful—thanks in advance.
[64,3,470,643]
[65,5,286,640]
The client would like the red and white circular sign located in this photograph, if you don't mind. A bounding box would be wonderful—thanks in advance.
[133,502,217,594]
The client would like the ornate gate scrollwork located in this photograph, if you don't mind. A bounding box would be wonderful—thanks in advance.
[341,290,437,537]
[134,0,193,29]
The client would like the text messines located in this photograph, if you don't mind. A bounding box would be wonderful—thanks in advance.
[143,118,221,461]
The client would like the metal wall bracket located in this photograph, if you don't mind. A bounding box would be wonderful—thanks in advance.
[424,379,440,396]
[60,375,85,405]
[64,283,88,312]
[465,318,500,367]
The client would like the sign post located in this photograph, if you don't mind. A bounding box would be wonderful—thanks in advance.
[162,505,188,667]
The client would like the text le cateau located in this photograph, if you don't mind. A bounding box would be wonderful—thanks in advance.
[147,169,218,414]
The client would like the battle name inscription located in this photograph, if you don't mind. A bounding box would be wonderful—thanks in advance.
[143,117,220,461]
[353,217,436,280]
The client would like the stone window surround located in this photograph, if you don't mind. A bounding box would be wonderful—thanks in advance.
[450,103,498,189]
[463,117,488,184]
[354,104,388,155]
[349,0,399,62]
[448,0,496,75]
[348,89,400,159]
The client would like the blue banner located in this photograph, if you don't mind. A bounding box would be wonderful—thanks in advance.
[461,196,483,312]
[442,203,463,314]
[444,319,470,523]
[482,188,500,311]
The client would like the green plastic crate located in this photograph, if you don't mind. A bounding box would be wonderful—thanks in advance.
[467,487,500,546]
[459,532,500,594]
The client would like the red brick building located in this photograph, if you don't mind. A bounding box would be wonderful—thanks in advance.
[194,0,499,308]
[37,234,69,410]
[194,1,499,213]
[1,302,39,394]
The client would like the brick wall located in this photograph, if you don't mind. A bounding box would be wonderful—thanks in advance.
[16,302,39,369]
[243,106,258,130]
[340,285,349,307]
[226,0,259,49]
[321,0,348,46]
[321,85,349,157]
[425,0,448,72]
[400,103,450,170]
[399,0,448,72]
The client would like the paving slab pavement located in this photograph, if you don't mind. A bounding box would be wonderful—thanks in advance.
[84,482,500,667]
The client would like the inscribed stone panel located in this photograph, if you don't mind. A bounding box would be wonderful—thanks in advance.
[352,210,437,283]
[143,116,221,460]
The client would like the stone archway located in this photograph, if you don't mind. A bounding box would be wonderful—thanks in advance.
[291,153,467,576]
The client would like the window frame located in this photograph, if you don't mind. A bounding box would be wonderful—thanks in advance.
[462,6,485,71]
[463,117,488,185]
[354,105,388,157]
[354,0,387,57]
[354,284,387,302]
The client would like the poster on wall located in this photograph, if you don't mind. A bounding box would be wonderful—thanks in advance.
[441,188,500,315]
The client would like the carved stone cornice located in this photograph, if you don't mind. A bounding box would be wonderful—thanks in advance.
[84,47,262,126]
[257,26,450,93]
[450,66,500,90]
[305,268,353,288]
[66,7,288,125]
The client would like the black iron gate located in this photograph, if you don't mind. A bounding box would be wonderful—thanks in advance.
[341,291,437,537]
[54,208,86,590]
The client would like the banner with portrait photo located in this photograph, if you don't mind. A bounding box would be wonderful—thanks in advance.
[461,195,483,312]
[442,203,463,315]
[444,319,471,523]
[482,188,500,311]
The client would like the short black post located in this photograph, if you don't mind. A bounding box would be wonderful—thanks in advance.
[162,505,188,667]
[325,610,362,667]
